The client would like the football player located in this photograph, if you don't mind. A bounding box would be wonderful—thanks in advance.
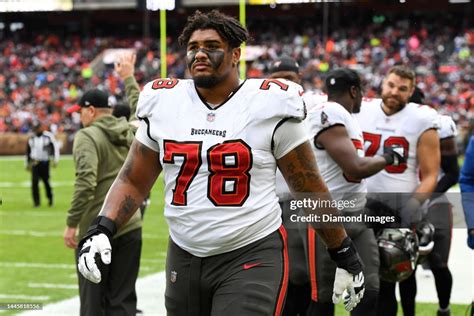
[76,10,365,315]
[423,113,459,316]
[355,65,440,316]
[304,68,405,316]
[411,88,459,316]
[268,56,313,315]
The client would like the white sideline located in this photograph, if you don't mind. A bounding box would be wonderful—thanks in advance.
[15,230,473,316]
[0,295,49,301]
[18,272,166,316]
[0,262,75,270]
[28,283,77,290]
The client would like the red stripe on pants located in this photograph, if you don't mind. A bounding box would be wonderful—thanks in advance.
[308,224,318,301]
[274,225,289,316]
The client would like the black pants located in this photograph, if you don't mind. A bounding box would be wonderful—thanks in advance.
[165,227,288,316]
[279,202,311,316]
[32,161,52,206]
[378,275,417,316]
[304,211,380,316]
[75,228,142,316]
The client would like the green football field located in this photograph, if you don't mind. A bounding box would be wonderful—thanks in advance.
[0,156,470,315]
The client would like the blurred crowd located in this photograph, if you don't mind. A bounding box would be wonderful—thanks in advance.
[0,15,473,146]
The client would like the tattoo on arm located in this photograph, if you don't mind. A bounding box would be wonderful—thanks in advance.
[119,141,154,181]
[100,140,161,228]
[281,143,324,194]
[115,195,139,227]
[278,142,346,248]
[120,155,134,180]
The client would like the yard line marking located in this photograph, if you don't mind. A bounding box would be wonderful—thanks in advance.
[0,262,75,270]
[141,259,164,263]
[139,266,153,271]
[0,181,74,188]
[0,230,164,239]
[28,283,77,290]
[0,155,73,161]
[0,230,59,237]
[142,233,163,239]
[0,211,59,217]
[0,294,50,301]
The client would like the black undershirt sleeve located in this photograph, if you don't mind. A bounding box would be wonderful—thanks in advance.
[433,154,459,195]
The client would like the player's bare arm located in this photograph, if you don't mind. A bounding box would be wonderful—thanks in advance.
[415,129,440,200]
[440,136,458,156]
[317,125,387,180]
[277,141,347,248]
[99,140,162,228]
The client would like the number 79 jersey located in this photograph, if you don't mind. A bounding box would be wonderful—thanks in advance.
[354,98,439,193]
[135,78,307,257]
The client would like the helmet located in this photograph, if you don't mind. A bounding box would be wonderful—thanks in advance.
[416,221,435,264]
[377,229,419,283]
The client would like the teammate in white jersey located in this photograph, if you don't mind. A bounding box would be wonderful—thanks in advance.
[415,91,459,316]
[76,10,365,315]
[355,66,440,316]
[268,58,367,316]
[304,68,405,316]
[268,56,313,315]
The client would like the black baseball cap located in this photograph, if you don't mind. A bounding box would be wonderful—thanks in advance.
[270,56,299,73]
[67,89,110,113]
[409,86,425,104]
[325,68,361,93]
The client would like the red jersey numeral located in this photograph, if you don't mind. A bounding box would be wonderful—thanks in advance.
[207,141,252,206]
[259,79,289,91]
[163,141,202,206]
[362,133,409,174]
[363,132,382,157]
[384,136,409,173]
[152,78,179,90]
[163,140,252,206]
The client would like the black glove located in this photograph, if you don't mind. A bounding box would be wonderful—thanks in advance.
[383,144,406,167]
[328,236,363,274]
[77,216,117,284]
[77,216,117,257]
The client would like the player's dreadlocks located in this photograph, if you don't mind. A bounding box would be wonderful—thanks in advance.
[178,10,249,49]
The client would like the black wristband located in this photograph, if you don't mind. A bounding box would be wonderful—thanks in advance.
[327,236,363,275]
[382,153,394,165]
[78,216,117,250]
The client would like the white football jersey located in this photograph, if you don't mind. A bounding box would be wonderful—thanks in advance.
[303,90,328,111]
[438,114,457,140]
[306,101,367,211]
[430,114,458,205]
[275,91,326,201]
[355,98,439,193]
[135,78,306,257]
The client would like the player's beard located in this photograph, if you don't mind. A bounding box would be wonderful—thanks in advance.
[188,50,226,89]
[382,94,407,112]
[194,74,221,89]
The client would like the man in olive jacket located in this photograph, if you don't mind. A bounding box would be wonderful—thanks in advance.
[63,89,142,316]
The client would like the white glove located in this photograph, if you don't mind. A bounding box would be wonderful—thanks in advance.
[332,268,365,311]
[77,233,112,283]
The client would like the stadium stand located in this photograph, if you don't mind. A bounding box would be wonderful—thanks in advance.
[0,11,472,149]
